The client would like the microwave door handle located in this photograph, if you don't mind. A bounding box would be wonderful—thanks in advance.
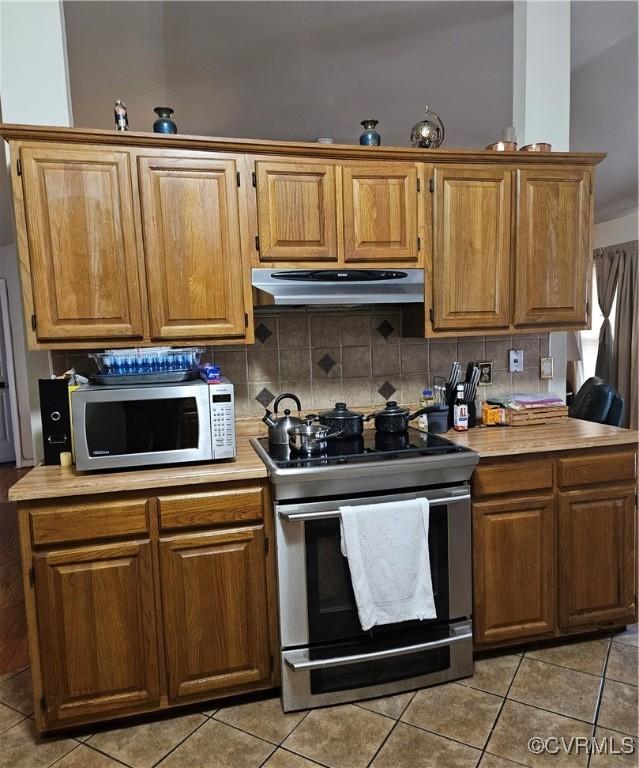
[284,631,473,671]
[278,494,470,522]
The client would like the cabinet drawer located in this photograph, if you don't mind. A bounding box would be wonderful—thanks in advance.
[558,451,636,489]
[473,459,553,497]
[30,498,149,546]
[158,484,264,530]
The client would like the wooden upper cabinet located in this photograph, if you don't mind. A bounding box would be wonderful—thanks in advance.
[33,540,160,724]
[514,167,591,327]
[558,486,636,629]
[473,495,556,645]
[138,153,248,340]
[342,163,418,262]
[432,165,512,330]
[19,146,145,341]
[159,525,271,701]
[255,161,338,261]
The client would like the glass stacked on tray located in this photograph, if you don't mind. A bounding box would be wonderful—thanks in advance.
[89,348,205,385]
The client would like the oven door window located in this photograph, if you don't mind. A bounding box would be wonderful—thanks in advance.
[305,505,449,645]
[85,398,199,456]
[309,625,451,695]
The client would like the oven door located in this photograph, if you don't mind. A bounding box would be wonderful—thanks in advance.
[72,384,212,470]
[275,486,471,649]
[281,619,473,711]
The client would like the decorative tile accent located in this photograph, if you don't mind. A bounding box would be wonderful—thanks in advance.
[376,319,395,339]
[255,387,276,407]
[377,381,397,400]
[318,353,337,374]
[255,322,274,345]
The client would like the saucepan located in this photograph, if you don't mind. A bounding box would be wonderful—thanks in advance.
[365,401,428,434]
[288,416,342,454]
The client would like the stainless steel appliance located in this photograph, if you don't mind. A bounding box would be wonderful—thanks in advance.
[252,268,423,305]
[251,429,479,711]
[72,379,235,471]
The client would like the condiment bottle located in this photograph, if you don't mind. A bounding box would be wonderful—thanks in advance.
[114,99,128,131]
[453,384,469,432]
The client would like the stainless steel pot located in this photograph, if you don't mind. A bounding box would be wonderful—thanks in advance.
[287,417,342,454]
[365,401,428,433]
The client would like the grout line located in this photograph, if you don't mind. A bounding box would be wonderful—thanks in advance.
[521,653,609,680]
[365,716,401,768]
[79,742,133,768]
[478,651,525,764]
[149,715,211,768]
[587,635,613,768]
[45,741,84,768]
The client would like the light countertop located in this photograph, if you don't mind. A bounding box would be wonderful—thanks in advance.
[9,418,637,502]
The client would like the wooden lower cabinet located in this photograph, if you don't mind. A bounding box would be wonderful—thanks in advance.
[33,540,160,725]
[23,481,276,731]
[473,495,556,645]
[472,448,638,649]
[558,486,636,629]
[160,526,271,700]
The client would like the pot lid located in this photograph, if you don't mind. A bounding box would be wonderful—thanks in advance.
[319,402,364,420]
[378,400,409,416]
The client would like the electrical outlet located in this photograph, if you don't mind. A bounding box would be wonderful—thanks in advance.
[509,349,524,373]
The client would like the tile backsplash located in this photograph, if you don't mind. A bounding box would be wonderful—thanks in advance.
[53,308,550,418]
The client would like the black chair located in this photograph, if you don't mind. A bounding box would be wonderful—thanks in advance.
[569,377,624,427]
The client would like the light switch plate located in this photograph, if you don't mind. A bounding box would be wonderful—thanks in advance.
[509,349,524,373]
[540,356,554,379]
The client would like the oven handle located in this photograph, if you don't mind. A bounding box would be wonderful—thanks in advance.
[284,631,472,671]
[278,494,470,522]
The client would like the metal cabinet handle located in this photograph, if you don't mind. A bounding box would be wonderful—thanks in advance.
[284,631,472,671]
[279,494,470,522]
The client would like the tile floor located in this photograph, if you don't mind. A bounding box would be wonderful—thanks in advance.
[0,627,636,768]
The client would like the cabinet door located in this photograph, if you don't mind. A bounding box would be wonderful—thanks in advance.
[33,540,160,725]
[255,161,338,261]
[20,146,145,341]
[342,163,418,262]
[159,526,270,700]
[432,165,512,330]
[473,495,556,645]
[558,486,636,629]
[514,167,591,327]
[138,154,247,340]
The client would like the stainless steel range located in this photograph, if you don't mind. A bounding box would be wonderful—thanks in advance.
[251,428,479,711]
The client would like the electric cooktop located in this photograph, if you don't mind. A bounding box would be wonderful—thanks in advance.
[254,428,469,469]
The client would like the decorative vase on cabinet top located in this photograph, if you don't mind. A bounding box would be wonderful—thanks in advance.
[153,107,177,134]
[359,119,381,146]
[410,106,444,148]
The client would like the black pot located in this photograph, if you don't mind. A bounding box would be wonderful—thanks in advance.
[366,401,428,434]
[318,402,365,437]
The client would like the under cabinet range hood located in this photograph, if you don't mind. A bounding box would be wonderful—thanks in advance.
[252,269,424,305]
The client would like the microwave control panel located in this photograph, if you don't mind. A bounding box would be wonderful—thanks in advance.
[209,382,236,459]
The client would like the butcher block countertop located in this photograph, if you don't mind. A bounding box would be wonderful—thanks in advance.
[8,419,637,502]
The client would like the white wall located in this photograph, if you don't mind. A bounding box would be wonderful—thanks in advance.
[0,0,73,464]
[513,0,571,402]
[594,209,639,249]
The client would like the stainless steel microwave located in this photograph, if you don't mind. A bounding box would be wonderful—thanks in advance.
[71,380,235,471]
